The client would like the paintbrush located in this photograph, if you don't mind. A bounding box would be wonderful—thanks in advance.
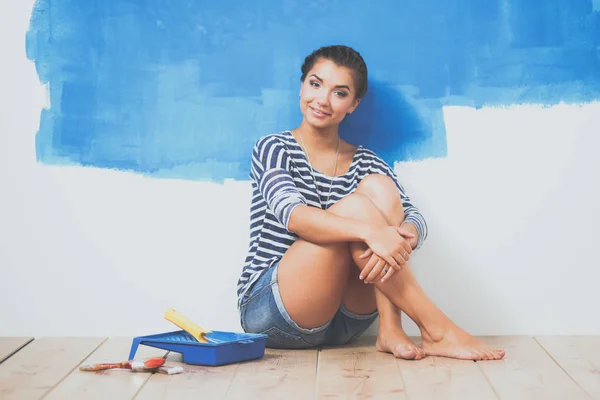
[79,356,165,372]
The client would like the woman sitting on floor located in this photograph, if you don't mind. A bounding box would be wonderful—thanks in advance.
[237,45,504,360]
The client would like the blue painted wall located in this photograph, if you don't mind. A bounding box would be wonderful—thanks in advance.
[26,0,600,181]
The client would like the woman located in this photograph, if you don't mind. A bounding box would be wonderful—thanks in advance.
[237,45,504,360]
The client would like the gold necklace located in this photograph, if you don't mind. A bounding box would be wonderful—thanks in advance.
[298,131,340,209]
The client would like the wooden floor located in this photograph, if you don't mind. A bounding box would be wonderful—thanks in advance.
[0,335,598,399]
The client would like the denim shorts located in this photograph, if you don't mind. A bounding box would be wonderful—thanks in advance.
[239,263,378,349]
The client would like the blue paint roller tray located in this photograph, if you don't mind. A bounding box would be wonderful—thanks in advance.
[128,329,268,366]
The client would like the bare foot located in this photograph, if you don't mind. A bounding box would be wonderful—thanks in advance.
[376,330,426,360]
[421,324,505,361]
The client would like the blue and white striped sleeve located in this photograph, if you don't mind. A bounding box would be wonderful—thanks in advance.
[251,137,306,230]
[370,158,428,250]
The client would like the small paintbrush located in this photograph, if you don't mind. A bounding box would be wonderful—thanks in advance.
[79,356,165,372]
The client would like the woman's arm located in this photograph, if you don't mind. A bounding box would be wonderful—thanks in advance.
[288,205,413,271]
[287,205,371,244]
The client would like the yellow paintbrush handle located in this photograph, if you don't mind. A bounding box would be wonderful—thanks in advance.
[164,308,211,343]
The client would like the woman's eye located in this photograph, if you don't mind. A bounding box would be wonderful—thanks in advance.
[335,91,348,97]
[310,81,320,87]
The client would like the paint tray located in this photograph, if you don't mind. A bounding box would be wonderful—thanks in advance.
[128,330,267,366]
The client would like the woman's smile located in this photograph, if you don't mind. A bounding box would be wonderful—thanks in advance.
[309,106,331,118]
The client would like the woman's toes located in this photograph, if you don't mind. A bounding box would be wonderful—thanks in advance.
[393,345,416,359]
[480,348,491,360]
[416,348,425,359]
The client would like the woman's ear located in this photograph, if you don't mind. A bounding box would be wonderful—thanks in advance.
[347,98,361,115]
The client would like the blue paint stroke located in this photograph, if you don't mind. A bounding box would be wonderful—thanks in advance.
[26,0,600,182]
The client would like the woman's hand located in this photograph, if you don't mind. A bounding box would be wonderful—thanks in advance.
[359,226,415,283]
[361,254,393,283]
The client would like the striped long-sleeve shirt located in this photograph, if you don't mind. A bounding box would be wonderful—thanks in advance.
[237,131,427,308]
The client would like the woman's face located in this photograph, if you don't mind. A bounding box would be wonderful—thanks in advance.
[299,58,361,130]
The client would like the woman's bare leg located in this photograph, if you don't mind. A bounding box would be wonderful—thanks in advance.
[343,175,426,359]
[276,176,407,331]
[277,194,368,329]
[348,176,504,360]
[277,177,505,360]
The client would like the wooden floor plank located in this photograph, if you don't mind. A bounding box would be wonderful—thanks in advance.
[535,336,600,399]
[477,336,590,400]
[44,337,167,400]
[398,354,498,400]
[0,337,105,400]
[0,337,34,363]
[136,352,238,400]
[225,347,318,400]
[317,336,406,400]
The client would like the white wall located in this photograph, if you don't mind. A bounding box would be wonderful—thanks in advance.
[1,1,599,337]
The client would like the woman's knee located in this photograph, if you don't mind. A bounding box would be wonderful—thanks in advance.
[328,193,383,222]
[355,174,404,224]
[356,174,398,200]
